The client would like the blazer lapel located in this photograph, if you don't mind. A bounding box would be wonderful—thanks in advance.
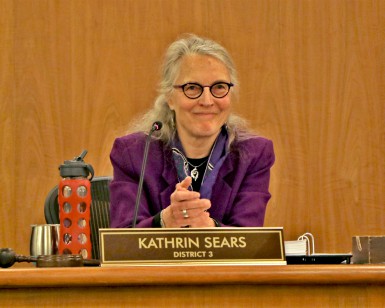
[160,146,178,209]
[210,155,234,218]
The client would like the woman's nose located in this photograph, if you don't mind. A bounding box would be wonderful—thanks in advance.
[199,88,214,106]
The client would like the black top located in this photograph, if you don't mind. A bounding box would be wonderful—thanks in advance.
[186,156,209,192]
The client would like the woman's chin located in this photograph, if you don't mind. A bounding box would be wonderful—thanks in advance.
[192,126,222,139]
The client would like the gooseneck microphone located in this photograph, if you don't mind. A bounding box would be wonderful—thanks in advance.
[132,121,163,228]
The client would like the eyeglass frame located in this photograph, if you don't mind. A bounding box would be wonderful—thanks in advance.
[173,82,234,99]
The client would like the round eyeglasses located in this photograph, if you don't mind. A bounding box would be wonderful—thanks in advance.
[173,82,234,99]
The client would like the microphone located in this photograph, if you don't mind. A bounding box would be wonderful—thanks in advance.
[132,121,163,228]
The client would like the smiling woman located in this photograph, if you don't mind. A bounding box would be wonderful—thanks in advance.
[109,34,275,230]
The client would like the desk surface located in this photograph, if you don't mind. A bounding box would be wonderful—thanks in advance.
[1,265,385,307]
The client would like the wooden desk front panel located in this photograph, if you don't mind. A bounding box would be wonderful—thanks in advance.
[1,265,384,307]
[1,285,384,307]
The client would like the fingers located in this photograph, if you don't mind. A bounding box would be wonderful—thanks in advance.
[163,176,214,228]
[170,190,210,212]
[179,208,214,228]
[170,196,210,217]
[176,176,192,191]
[173,198,211,223]
[178,199,211,217]
[171,177,199,203]
[171,189,199,202]
[163,197,212,228]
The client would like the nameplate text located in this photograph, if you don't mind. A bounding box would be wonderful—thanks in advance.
[99,227,286,266]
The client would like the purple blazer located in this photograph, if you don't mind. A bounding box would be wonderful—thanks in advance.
[109,132,275,228]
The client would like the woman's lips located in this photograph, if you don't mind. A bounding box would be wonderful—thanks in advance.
[193,112,217,118]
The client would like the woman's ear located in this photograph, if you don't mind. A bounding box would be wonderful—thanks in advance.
[167,97,175,110]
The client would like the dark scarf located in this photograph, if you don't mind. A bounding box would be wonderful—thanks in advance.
[171,126,229,199]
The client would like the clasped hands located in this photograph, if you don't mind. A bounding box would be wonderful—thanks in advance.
[161,176,215,228]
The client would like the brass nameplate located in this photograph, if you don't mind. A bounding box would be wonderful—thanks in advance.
[99,227,286,266]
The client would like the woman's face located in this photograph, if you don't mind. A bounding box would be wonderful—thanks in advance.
[168,54,232,144]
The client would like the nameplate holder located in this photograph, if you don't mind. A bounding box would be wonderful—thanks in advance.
[99,227,286,266]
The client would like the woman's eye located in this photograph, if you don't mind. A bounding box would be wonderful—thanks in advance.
[186,85,198,91]
[214,83,225,89]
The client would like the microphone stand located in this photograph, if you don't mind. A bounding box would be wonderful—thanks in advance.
[132,122,162,228]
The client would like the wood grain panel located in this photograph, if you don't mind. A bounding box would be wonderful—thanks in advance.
[1,285,384,307]
[0,0,384,256]
[0,0,16,249]
[2,285,385,307]
[263,0,385,252]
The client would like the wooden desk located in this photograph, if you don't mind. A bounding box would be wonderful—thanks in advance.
[1,265,385,307]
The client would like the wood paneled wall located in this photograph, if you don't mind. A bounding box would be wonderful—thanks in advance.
[1,0,384,256]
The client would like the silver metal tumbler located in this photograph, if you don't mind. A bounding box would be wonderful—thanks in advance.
[30,224,60,256]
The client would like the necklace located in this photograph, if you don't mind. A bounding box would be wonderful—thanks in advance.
[187,158,208,181]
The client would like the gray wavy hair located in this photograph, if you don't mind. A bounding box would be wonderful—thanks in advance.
[130,34,249,145]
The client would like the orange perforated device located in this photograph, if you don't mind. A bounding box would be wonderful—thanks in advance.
[58,178,92,259]
[58,150,94,259]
